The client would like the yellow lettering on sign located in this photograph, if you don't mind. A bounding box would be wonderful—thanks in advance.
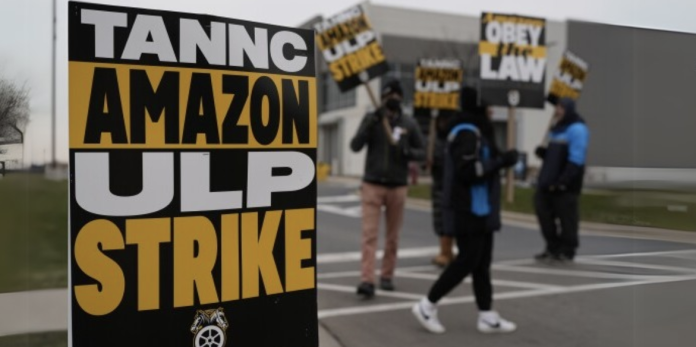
[74,220,126,316]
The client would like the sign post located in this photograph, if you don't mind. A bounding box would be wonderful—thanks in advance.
[68,2,319,346]
[479,12,547,203]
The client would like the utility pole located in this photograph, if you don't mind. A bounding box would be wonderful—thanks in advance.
[51,0,57,167]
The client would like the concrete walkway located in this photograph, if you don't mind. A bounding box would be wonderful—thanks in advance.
[0,289,67,337]
[0,289,343,347]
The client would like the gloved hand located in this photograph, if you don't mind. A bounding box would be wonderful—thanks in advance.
[498,149,519,168]
[548,184,567,193]
[372,109,385,123]
[535,146,547,159]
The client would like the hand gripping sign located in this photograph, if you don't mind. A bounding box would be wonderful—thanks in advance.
[68,2,318,347]
[479,12,547,109]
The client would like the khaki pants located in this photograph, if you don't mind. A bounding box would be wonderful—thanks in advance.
[360,182,408,283]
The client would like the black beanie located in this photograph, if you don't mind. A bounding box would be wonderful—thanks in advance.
[381,79,403,98]
[460,86,479,112]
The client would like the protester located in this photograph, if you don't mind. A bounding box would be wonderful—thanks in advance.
[350,80,426,298]
[430,114,455,268]
[412,87,519,334]
[533,98,590,263]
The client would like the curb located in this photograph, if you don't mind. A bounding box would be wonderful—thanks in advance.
[405,197,696,245]
[319,322,343,347]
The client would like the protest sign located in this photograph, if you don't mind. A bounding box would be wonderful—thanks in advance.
[479,12,547,108]
[69,2,318,346]
[315,5,389,93]
[548,50,589,103]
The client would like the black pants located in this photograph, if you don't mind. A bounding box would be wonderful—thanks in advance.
[427,212,493,311]
[534,190,580,258]
[430,165,447,236]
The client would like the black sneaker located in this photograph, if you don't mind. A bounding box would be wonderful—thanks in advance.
[356,282,375,299]
[534,251,552,262]
[551,254,574,264]
[379,277,395,291]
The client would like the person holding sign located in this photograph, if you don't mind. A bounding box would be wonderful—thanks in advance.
[533,98,590,263]
[350,80,426,298]
[412,87,518,334]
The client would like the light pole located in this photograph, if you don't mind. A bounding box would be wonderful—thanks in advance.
[51,0,57,167]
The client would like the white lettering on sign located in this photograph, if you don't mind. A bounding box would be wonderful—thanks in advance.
[481,55,546,83]
[81,9,309,72]
[74,151,315,216]
[321,30,376,63]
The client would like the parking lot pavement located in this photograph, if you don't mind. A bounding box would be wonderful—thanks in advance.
[316,182,696,347]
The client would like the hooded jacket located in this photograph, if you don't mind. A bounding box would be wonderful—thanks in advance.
[350,108,426,186]
[441,88,504,232]
[537,98,590,193]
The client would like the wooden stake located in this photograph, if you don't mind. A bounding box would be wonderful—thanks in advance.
[506,107,517,204]
[363,82,395,145]
[426,109,438,173]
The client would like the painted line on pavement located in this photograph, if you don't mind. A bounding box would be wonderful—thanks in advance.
[317,283,424,300]
[318,275,696,319]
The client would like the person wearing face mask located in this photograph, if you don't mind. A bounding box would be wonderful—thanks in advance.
[350,79,426,299]
[533,98,590,263]
[412,87,519,334]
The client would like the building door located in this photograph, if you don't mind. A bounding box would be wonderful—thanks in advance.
[319,122,341,176]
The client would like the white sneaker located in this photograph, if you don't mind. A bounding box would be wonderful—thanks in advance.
[477,311,517,333]
[412,299,446,334]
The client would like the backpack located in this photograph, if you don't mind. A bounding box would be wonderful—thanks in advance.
[444,123,491,217]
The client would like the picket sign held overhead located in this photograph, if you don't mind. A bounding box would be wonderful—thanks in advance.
[412,58,463,170]
[479,12,547,203]
[315,5,396,143]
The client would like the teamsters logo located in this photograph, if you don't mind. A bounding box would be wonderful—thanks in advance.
[190,308,229,347]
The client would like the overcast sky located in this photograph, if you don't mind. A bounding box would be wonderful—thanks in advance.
[2,0,695,164]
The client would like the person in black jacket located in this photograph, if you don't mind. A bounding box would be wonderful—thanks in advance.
[430,112,455,268]
[350,80,426,298]
[412,87,519,334]
[534,98,590,263]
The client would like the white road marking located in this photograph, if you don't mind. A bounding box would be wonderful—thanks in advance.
[317,283,424,300]
[582,249,696,259]
[317,267,564,290]
[575,258,696,274]
[317,247,440,264]
[393,271,566,290]
[492,264,659,281]
[317,195,360,204]
[317,204,362,218]
[318,275,696,319]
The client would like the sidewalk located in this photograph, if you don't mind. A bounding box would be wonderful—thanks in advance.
[327,175,696,245]
[0,289,344,347]
[406,196,696,245]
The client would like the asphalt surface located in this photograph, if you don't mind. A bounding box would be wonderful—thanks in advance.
[316,180,696,347]
[2,179,695,347]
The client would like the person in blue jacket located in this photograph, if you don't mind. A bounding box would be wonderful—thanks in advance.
[412,87,519,334]
[534,98,590,263]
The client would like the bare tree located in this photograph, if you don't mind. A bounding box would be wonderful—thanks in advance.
[0,77,29,144]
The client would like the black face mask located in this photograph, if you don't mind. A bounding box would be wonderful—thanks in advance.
[385,98,401,112]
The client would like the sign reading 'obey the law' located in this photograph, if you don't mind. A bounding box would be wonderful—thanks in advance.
[69,2,318,347]
[479,12,547,108]
[315,5,389,92]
